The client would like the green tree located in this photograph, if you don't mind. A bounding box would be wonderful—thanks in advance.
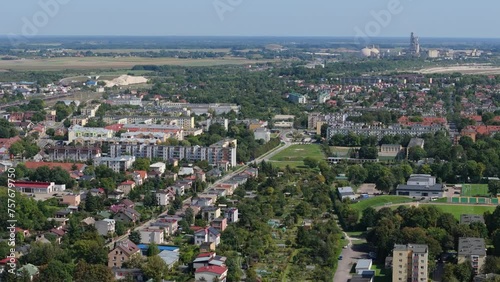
[146,242,160,257]
[133,158,151,171]
[303,157,318,169]
[73,261,114,282]
[488,180,500,197]
[129,231,141,245]
[408,146,426,161]
[38,260,73,282]
[141,255,168,282]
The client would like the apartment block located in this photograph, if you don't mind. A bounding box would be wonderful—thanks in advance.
[68,125,114,143]
[46,146,101,162]
[392,244,429,282]
[458,238,486,275]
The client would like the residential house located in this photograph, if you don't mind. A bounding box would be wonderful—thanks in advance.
[194,227,221,246]
[195,266,228,282]
[108,190,125,200]
[108,239,141,268]
[61,193,81,206]
[112,268,144,281]
[356,259,373,274]
[156,189,176,206]
[114,208,141,224]
[150,162,166,174]
[224,208,239,223]
[139,228,165,244]
[193,252,227,270]
[200,242,216,253]
[95,219,116,236]
[150,218,178,236]
[117,180,136,195]
[202,206,221,221]
[211,218,227,232]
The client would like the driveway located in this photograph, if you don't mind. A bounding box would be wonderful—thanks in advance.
[333,232,369,282]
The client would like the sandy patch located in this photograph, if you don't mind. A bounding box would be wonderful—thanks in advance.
[102,75,148,87]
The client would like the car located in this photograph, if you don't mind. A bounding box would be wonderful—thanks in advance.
[343,245,348,249]
[338,256,343,260]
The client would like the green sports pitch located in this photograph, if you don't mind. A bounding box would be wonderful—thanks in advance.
[460,184,490,197]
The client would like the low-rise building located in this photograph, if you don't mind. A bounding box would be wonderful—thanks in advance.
[95,219,116,236]
[338,186,357,201]
[460,214,485,225]
[94,156,135,172]
[396,174,444,197]
[61,193,81,206]
[108,240,141,268]
[195,265,228,282]
[150,162,166,174]
[139,228,165,244]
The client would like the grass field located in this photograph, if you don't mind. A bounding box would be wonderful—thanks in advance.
[330,146,353,157]
[0,56,277,71]
[350,196,414,212]
[421,204,496,219]
[269,144,324,168]
[461,184,490,197]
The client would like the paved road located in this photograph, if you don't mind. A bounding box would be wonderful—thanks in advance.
[332,232,369,282]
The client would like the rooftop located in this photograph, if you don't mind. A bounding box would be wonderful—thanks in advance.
[460,214,485,224]
[458,237,486,256]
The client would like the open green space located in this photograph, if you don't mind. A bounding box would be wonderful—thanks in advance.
[269,144,324,168]
[421,204,496,219]
[0,56,277,71]
[461,184,490,197]
[350,196,414,212]
[372,264,391,282]
[330,146,352,157]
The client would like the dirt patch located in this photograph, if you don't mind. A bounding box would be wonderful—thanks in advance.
[357,183,381,195]
[102,75,148,87]
[420,65,500,75]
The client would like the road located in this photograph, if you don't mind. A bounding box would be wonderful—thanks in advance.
[333,232,369,282]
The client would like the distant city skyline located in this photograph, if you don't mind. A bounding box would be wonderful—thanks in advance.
[1,0,500,38]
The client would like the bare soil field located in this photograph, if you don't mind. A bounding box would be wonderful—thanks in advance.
[0,57,275,71]
[420,65,500,74]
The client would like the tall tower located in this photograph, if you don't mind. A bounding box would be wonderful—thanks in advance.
[410,32,420,56]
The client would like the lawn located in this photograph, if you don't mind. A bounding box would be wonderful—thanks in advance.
[372,264,391,282]
[422,204,496,219]
[350,196,414,212]
[460,184,490,197]
[269,144,324,168]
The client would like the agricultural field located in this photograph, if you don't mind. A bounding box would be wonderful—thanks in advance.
[0,56,276,71]
[350,196,414,212]
[460,184,490,197]
[269,144,324,168]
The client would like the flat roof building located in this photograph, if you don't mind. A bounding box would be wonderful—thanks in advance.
[458,238,486,275]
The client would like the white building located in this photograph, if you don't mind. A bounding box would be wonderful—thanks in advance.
[94,156,136,172]
[95,219,116,236]
[150,162,166,174]
[195,266,228,282]
[139,228,165,244]
[68,125,114,143]
[254,128,271,143]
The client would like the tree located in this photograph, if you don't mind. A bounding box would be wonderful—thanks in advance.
[303,157,318,169]
[115,221,127,236]
[147,242,160,257]
[129,231,141,245]
[133,158,151,171]
[185,207,194,225]
[488,180,500,197]
[72,239,108,265]
[141,255,168,282]
[38,260,73,282]
[360,207,377,229]
[74,261,114,282]
[358,146,378,159]
[482,256,500,274]
[347,165,368,185]
[8,141,24,156]
[408,146,426,161]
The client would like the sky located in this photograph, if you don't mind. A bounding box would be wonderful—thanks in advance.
[1,0,499,38]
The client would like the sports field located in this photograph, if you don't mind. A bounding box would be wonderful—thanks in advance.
[0,56,276,71]
[269,144,324,168]
[422,204,496,219]
[461,184,490,197]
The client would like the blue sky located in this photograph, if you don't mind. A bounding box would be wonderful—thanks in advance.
[1,0,499,38]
